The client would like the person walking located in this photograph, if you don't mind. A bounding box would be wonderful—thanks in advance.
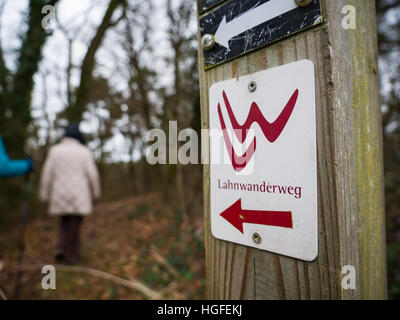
[39,123,101,263]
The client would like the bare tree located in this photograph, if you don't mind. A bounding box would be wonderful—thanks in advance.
[66,0,126,122]
[162,0,198,224]
[0,0,60,155]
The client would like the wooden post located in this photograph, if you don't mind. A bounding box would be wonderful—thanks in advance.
[197,0,386,299]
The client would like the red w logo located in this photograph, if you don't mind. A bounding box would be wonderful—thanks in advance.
[217,89,299,171]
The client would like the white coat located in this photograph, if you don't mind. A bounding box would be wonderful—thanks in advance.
[39,138,101,215]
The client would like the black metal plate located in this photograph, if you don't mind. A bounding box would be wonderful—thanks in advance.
[199,0,323,69]
[198,0,227,14]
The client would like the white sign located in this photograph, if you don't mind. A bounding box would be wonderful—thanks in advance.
[209,60,318,261]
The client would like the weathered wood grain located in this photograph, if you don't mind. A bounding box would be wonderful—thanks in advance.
[197,0,386,299]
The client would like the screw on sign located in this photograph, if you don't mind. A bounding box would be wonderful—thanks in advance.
[252,232,262,244]
[201,34,215,50]
[248,81,257,92]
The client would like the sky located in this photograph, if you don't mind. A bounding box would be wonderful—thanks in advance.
[1,1,398,157]
[1,0,195,162]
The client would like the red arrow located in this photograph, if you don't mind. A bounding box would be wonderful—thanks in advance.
[220,199,292,233]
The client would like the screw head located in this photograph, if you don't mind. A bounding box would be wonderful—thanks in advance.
[201,34,215,50]
[248,80,257,92]
[252,232,262,244]
[295,0,313,7]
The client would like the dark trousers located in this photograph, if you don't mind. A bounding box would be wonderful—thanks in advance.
[58,215,83,260]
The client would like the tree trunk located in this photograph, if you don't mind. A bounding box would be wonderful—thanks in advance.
[1,0,59,155]
[197,0,386,299]
[67,0,125,122]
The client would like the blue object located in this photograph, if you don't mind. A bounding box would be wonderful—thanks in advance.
[0,137,33,178]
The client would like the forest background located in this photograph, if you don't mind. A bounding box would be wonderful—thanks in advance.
[0,0,398,299]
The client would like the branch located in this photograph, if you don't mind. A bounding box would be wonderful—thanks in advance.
[0,288,7,300]
[109,4,126,27]
[0,259,6,300]
[68,0,126,122]
[150,245,181,279]
[123,14,152,129]
[19,263,163,299]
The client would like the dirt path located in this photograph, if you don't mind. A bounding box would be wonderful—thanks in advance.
[0,193,205,300]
